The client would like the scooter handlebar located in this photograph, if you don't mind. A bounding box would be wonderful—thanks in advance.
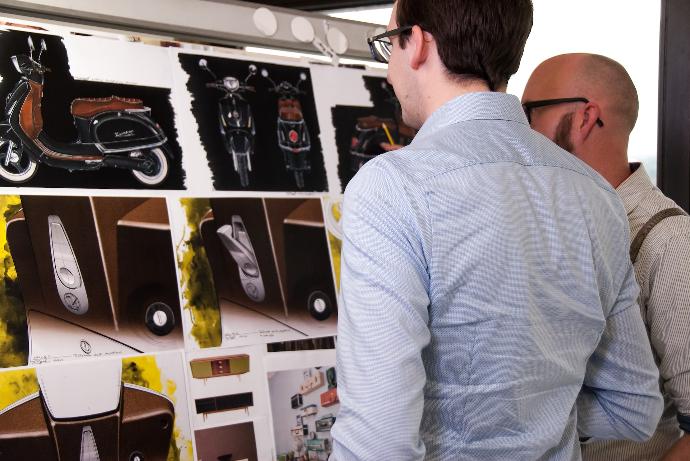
[206,82,254,93]
[268,86,304,96]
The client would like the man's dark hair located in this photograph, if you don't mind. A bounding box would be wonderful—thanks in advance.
[396,0,533,91]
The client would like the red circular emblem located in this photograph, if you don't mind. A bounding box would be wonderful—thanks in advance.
[289,130,299,143]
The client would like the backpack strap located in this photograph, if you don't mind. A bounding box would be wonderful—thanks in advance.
[630,208,689,263]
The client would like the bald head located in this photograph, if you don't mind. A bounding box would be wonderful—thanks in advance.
[525,53,639,133]
[522,53,638,188]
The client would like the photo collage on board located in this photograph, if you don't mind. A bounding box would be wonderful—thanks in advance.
[0,18,401,461]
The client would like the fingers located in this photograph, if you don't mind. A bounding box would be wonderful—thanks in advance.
[380,142,404,152]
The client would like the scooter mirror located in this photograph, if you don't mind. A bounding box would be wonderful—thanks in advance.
[248,64,257,75]
[27,36,35,54]
[40,39,47,52]
[261,69,269,78]
[198,58,208,68]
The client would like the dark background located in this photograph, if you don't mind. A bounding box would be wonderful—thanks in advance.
[332,75,406,191]
[179,53,327,192]
[0,29,185,189]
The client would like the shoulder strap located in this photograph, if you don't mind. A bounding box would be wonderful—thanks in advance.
[630,207,689,263]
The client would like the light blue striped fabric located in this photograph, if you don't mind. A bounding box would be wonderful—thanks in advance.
[331,93,663,460]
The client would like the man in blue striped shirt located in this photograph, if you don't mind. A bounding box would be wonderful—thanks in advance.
[331,1,663,460]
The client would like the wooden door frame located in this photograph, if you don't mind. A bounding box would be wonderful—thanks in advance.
[658,0,690,211]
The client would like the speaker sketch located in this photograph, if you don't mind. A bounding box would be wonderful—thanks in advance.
[217,215,266,303]
[197,197,338,343]
[48,214,89,315]
[0,361,175,461]
[6,195,184,363]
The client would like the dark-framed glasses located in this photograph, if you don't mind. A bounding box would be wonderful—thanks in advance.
[367,26,413,64]
[522,97,604,127]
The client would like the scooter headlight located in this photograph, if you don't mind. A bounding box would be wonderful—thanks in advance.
[223,77,240,91]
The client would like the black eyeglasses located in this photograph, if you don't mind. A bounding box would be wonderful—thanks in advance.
[522,98,604,127]
[367,26,414,64]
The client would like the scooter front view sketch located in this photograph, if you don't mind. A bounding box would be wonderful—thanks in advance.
[0,36,172,186]
[260,68,311,189]
[199,59,257,188]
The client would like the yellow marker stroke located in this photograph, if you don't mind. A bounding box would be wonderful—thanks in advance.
[381,122,395,146]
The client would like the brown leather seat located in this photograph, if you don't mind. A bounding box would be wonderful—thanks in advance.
[20,81,44,139]
[278,99,303,121]
[71,96,144,118]
[356,115,395,130]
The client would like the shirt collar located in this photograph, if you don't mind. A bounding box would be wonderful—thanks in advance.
[414,92,529,140]
[616,163,655,216]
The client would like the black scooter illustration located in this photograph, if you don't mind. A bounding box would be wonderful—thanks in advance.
[199,59,257,188]
[0,36,171,186]
[349,81,415,172]
[260,69,311,189]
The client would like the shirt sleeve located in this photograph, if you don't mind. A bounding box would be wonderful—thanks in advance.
[646,233,690,430]
[577,262,664,441]
[330,161,431,461]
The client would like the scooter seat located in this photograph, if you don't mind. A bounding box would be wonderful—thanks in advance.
[356,115,395,130]
[71,96,144,118]
[278,99,303,122]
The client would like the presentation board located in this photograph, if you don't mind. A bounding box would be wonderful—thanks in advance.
[0,15,401,461]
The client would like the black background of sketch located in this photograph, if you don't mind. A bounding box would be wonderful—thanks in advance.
[179,53,328,192]
[332,76,404,192]
[0,29,185,189]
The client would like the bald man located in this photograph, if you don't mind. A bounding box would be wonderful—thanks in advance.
[523,53,690,461]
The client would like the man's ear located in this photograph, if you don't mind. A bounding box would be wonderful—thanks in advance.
[408,25,431,70]
[576,102,602,141]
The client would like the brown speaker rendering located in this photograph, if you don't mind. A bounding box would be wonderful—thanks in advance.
[201,198,284,312]
[194,421,258,461]
[0,384,174,461]
[110,198,182,348]
[6,195,183,357]
[19,195,114,331]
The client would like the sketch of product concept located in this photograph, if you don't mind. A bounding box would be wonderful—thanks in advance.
[199,59,258,187]
[0,36,171,186]
[7,196,184,364]
[261,69,312,189]
[0,360,174,461]
[217,215,265,302]
[49,215,89,315]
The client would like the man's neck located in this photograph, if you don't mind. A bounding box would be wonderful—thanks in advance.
[419,80,498,124]
[599,157,633,189]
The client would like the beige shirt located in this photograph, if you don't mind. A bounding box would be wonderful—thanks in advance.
[583,164,690,460]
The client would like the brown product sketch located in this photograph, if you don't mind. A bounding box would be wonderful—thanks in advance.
[202,198,284,313]
[189,354,250,379]
[0,363,174,461]
[269,199,337,324]
[195,392,253,418]
[194,421,258,461]
[5,195,183,363]
[198,197,338,345]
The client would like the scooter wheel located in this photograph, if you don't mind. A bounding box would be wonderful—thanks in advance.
[131,147,169,186]
[0,139,38,183]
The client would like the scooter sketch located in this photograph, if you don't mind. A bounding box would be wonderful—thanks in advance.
[260,68,311,189]
[0,36,171,185]
[199,59,257,187]
[349,81,415,172]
